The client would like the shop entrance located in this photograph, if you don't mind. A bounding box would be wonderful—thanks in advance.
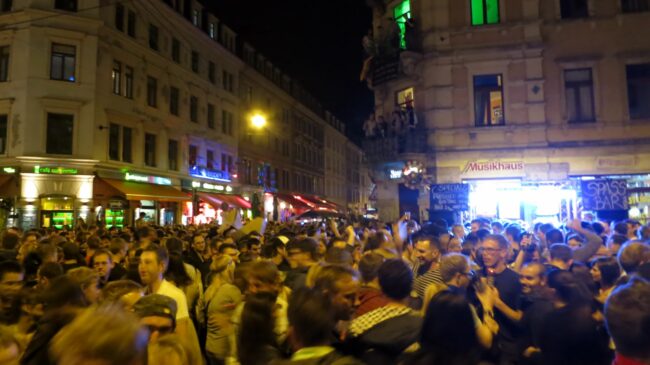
[41,196,75,229]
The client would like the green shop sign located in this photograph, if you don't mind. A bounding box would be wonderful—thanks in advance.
[2,167,17,174]
[34,166,78,175]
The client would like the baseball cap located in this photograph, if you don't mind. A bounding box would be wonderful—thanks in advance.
[133,294,177,324]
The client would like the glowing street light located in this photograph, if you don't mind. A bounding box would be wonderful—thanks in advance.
[251,113,267,129]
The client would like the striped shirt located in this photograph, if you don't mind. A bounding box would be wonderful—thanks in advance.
[411,262,444,298]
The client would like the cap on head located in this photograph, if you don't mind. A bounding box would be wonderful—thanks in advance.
[133,294,177,324]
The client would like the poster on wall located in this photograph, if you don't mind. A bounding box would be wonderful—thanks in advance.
[581,179,628,211]
[430,184,470,211]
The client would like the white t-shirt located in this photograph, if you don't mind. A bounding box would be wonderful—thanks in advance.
[156,279,190,320]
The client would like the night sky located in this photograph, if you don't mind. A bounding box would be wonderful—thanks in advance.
[202,0,374,143]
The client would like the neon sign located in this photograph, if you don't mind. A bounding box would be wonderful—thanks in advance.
[2,167,16,174]
[191,180,233,192]
[189,166,231,182]
[125,173,172,186]
[34,166,78,175]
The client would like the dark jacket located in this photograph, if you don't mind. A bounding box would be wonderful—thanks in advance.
[284,266,310,291]
[346,312,421,365]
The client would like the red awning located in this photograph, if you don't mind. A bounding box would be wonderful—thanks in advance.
[212,194,251,210]
[275,193,312,210]
[197,192,224,208]
[297,194,340,212]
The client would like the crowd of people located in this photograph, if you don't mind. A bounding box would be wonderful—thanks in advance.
[0,212,649,365]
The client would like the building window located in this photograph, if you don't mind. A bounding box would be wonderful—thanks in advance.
[190,96,198,122]
[626,63,650,119]
[209,23,216,39]
[0,115,6,154]
[192,9,200,26]
[396,87,414,110]
[147,76,157,107]
[207,103,215,129]
[127,10,136,37]
[46,113,73,155]
[206,149,214,169]
[393,0,411,48]
[191,51,199,73]
[149,24,159,51]
[144,133,156,167]
[470,0,500,25]
[208,61,216,83]
[170,87,179,116]
[115,3,124,31]
[112,60,121,95]
[168,139,178,171]
[122,127,132,162]
[565,68,595,123]
[54,0,77,12]
[622,0,650,12]
[221,154,233,172]
[0,46,9,82]
[222,110,233,136]
[108,123,119,160]
[189,144,197,166]
[222,70,234,92]
[474,74,505,126]
[560,0,589,19]
[171,38,180,63]
[124,66,133,98]
[50,43,76,82]
[1,1,12,12]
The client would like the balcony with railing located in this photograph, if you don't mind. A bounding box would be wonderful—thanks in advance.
[362,109,427,164]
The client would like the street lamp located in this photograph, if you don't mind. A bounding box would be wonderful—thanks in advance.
[251,113,267,129]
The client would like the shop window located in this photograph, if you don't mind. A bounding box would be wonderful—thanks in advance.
[127,10,136,38]
[474,74,505,126]
[115,3,124,31]
[622,0,650,12]
[207,149,214,169]
[393,0,411,49]
[50,43,76,82]
[627,63,650,119]
[207,103,215,129]
[190,96,198,123]
[122,127,132,163]
[170,87,180,116]
[208,61,216,84]
[1,0,12,12]
[168,139,178,171]
[55,0,77,12]
[148,24,159,51]
[112,60,121,95]
[560,0,589,19]
[108,123,120,160]
[171,38,180,63]
[191,51,199,73]
[471,0,500,26]
[0,115,6,154]
[565,68,595,123]
[46,113,73,155]
[0,46,9,82]
[147,76,157,107]
[124,66,133,98]
[144,133,156,167]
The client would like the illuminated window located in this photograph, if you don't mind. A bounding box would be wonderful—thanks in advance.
[50,43,76,82]
[393,0,411,49]
[471,0,500,26]
[396,87,415,110]
[560,0,588,19]
[565,68,595,123]
[627,64,650,119]
[474,74,505,126]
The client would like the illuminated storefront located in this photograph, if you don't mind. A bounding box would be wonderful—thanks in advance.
[181,179,250,225]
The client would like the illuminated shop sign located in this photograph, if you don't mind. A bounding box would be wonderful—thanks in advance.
[2,167,17,174]
[124,172,172,186]
[389,170,403,179]
[34,166,78,175]
[189,166,231,182]
[461,160,525,178]
[191,181,233,192]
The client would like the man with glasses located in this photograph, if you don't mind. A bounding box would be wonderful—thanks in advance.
[481,234,522,365]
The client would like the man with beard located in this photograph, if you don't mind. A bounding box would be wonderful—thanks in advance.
[410,234,443,304]
[518,263,554,364]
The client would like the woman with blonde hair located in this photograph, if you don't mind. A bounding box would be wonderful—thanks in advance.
[201,255,242,365]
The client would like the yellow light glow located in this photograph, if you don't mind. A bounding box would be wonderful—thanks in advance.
[251,113,267,129]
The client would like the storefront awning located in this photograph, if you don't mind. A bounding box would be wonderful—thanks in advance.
[274,193,313,210]
[197,192,224,209]
[101,178,190,202]
[212,194,251,210]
